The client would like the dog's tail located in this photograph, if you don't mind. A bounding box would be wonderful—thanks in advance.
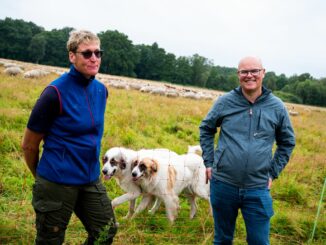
[187,145,202,156]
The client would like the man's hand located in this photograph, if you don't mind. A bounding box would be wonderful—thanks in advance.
[268,177,272,189]
[21,128,44,178]
[206,167,212,184]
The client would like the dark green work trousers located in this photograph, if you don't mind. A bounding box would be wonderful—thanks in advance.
[32,175,117,245]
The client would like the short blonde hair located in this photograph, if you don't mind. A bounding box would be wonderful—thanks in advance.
[66,29,100,52]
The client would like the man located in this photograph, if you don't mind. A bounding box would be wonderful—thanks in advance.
[21,30,117,244]
[199,56,295,245]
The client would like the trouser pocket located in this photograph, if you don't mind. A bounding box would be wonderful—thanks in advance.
[76,181,117,243]
[32,176,76,245]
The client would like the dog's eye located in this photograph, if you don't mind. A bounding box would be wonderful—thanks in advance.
[140,164,146,171]
[132,160,139,168]
[119,159,126,169]
[102,156,108,163]
[110,159,118,166]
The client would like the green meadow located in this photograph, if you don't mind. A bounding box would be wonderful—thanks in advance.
[0,64,325,244]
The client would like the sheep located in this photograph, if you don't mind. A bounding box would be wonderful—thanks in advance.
[108,81,130,90]
[149,87,167,95]
[4,63,24,70]
[289,110,299,116]
[23,69,50,78]
[140,85,157,93]
[165,90,179,98]
[4,63,18,68]
[198,92,214,100]
[128,83,143,90]
[182,91,201,100]
[4,66,23,76]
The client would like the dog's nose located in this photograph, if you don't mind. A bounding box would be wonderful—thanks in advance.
[102,169,108,175]
[132,172,137,177]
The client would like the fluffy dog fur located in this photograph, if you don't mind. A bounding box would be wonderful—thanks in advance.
[102,147,178,217]
[130,153,210,223]
[131,157,192,222]
[187,144,203,156]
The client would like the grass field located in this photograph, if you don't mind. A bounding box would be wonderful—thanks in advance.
[0,63,325,244]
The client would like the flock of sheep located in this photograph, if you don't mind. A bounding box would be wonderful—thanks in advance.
[0,59,303,115]
[0,58,223,101]
[1,60,58,78]
[101,76,222,100]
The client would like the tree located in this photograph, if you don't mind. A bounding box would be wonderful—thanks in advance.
[273,91,302,104]
[206,66,238,91]
[190,54,212,87]
[134,43,167,81]
[275,74,288,90]
[41,27,73,67]
[206,66,220,89]
[148,42,168,80]
[161,52,176,82]
[28,33,47,63]
[298,73,312,82]
[295,80,326,106]
[264,72,277,91]
[226,74,239,90]
[173,56,192,85]
[99,30,138,76]
[134,44,152,79]
[0,17,44,61]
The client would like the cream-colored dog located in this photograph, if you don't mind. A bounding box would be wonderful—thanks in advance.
[130,153,210,223]
[102,147,178,217]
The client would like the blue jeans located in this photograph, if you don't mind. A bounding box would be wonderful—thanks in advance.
[210,178,274,245]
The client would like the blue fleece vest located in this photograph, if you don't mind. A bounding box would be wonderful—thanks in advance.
[37,66,107,185]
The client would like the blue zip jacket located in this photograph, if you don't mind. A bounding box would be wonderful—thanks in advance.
[199,86,295,188]
[37,66,107,185]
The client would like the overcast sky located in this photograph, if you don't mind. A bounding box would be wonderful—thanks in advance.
[1,0,325,78]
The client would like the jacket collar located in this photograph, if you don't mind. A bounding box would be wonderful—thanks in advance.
[68,65,95,87]
[234,86,272,104]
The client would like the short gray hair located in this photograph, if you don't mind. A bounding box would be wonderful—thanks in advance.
[66,29,100,52]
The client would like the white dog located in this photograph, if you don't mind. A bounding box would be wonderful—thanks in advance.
[130,153,210,223]
[187,145,202,156]
[102,147,178,218]
[130,157,191,223]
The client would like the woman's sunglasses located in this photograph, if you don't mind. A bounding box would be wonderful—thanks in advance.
[75,50,103,59]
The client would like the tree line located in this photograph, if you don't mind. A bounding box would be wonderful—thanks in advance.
[1,17,325,107]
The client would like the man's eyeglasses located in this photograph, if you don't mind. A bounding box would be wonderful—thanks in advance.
[75,50,103,59]
[238,69,263,77]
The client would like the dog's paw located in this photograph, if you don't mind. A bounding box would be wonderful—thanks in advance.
[122,212,133,219]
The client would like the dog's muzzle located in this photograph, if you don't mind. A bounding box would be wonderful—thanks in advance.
[102,169,116,180]
[131,171,142,181]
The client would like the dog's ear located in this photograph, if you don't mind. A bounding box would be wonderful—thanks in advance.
[119,159,126,170]
[150,159,158,173]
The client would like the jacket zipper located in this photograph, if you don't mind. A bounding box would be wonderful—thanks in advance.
[84,88,96,182]
[249,107,253,139]
[243,107,253,188]
[84,88,96,145]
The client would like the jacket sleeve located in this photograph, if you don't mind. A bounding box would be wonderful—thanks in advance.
[269,107,296,179]
[199,98,224,168]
